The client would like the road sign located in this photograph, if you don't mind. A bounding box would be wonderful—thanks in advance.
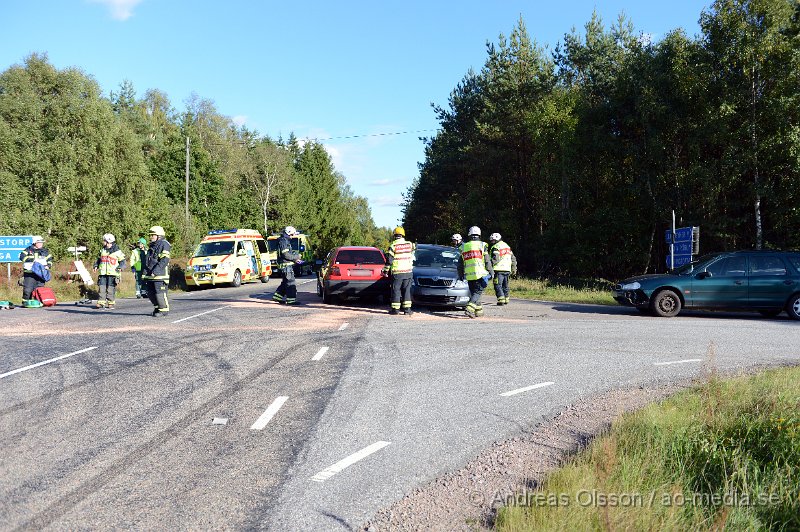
[0,236,33,263]
[665,226,699,269]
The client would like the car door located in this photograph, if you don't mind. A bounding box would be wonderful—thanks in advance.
[747,254,796,309]
[690,255,749,309]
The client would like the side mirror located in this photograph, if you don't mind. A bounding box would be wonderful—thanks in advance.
[697,271,712,279]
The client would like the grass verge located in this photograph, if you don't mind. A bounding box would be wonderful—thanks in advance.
[500,277,616,305]
[495,364,800,531]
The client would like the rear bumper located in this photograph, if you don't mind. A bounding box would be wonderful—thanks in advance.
[325,278,389,297]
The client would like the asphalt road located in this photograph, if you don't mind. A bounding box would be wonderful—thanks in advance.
[1,278,797,530]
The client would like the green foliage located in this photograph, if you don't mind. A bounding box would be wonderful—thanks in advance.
[0,54,381,261]
[404,0,800,279]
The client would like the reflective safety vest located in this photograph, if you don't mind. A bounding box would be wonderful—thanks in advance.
[388,238,415,274]
[130,247,144,272]
[460,240,488,281]
[97,247,126,277]
[491,241,513,272]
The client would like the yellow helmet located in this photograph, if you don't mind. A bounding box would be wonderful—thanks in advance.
[149,225,166,237]
[393,226,405,237]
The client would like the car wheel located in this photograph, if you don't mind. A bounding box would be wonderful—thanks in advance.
[650,289,681,317]
[758,309,782,318]
[259,275,268,284]
[786,294,800,321]
[231,269,242,288]
[316,279,323,297]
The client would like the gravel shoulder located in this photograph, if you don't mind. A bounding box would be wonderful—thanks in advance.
[363,364,796,531]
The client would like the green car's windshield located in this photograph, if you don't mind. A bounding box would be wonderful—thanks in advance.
[194,241,234,257]
[675,253,724,274]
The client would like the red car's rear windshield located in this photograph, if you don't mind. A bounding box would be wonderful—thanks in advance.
[334,249,385,265]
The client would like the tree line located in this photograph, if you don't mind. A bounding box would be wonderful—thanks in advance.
[402,0,800,279]
[0,54,391,261]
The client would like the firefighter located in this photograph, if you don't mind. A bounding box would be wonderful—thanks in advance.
[489,232,517,306]
[451,233,463,248]
[386,226,415,315]
[459,226,494,318]
[93,233,126,309]
[130,237,147,298]
[272,226,303,305]
[142,226,171,317]
[19,235,53,303]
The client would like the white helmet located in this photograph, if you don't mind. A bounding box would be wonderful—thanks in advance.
[31,235,44,244]
[451,233,462,243]
[149,226,166,237]
[489,232,501,242]
[284,226,297,236]
[103,233,115,243]
[468,226,481,237]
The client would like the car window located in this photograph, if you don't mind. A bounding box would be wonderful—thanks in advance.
[256,239,268,253]
[784,254,800,272]
[414,248,460,269]
[194,240,234,257]
[749,256,787,276]
[706,256,747,276]
[335,249,384,264]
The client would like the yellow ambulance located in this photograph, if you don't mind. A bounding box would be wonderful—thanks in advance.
[266,232,314,276]
[185,229,272,288]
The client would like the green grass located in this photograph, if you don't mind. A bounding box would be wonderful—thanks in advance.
[496,276,616,305]
[495,365,800,531]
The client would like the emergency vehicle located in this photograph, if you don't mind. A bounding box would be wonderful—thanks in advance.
[185,229,272,288]
[266,232,314,276]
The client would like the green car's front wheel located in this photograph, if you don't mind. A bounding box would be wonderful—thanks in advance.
[650,289,681,318]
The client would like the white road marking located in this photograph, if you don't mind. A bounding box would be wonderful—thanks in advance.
[310,441,391,482]
[654,358,702,366]
[500,381,554,397]
[212,417,228,425]
[171,305,232,324]
[250,396,288,430]
[297,279,316,285]
[0,346,99,380]
[312,347,329,361]
[338,322,349,331]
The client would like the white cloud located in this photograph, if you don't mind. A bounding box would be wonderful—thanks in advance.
[372,196,404,207]
[232,115,247,127]
[89,0,143,21]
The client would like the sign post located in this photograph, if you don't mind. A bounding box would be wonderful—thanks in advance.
[0,235,33,282]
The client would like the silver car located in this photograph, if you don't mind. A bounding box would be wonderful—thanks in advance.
[411,244,471,307]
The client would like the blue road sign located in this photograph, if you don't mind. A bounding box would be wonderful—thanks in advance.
[0,236,33,263]
[665,226,698,269]
[666,254,693,268]
[664,227,694,244]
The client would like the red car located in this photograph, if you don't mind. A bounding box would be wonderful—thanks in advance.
[316,246,389,303]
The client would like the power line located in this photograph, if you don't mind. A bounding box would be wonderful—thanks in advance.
[309,129,440,141]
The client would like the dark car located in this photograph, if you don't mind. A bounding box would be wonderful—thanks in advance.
[316,246,389,304]
[411,244,471,307]
[613,250,800,319]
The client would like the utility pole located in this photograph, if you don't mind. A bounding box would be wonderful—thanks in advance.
[185,136,190,222]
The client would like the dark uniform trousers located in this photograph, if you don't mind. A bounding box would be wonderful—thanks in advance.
[22,274,44,300]
[391,272,413,310]
[274,265,297,303]
[146,280,169,314]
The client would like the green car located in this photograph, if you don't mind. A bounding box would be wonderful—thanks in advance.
[612,250,800,319]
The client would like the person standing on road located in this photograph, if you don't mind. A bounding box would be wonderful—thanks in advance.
[272,226,303,305]
[386,226,415,315]
[142,226,171,317]
[130,237,147,298]
[19,235,53,303]
[93,233,126,309]
[451,233,463,248]
[459,226,493,318]
[489,232,517,306]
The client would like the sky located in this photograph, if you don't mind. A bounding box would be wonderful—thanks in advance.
[2,0,709,228]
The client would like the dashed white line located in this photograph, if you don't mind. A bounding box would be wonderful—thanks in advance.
[312,347,329,361]
[310,441,391,482]
[500,381,554,397]
[654,358,702,366]
[172,305,232,324]
[250,396,289,430]
[0,346,99,380]
[297,279,316,285]
[338,322,349,331]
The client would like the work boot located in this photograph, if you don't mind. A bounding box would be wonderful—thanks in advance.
[95,301,106,309]
[107,302,116,309]
[389,308,400,315]
[403,309,413,316]
[475,308,484,317]
[464,307,477,319]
